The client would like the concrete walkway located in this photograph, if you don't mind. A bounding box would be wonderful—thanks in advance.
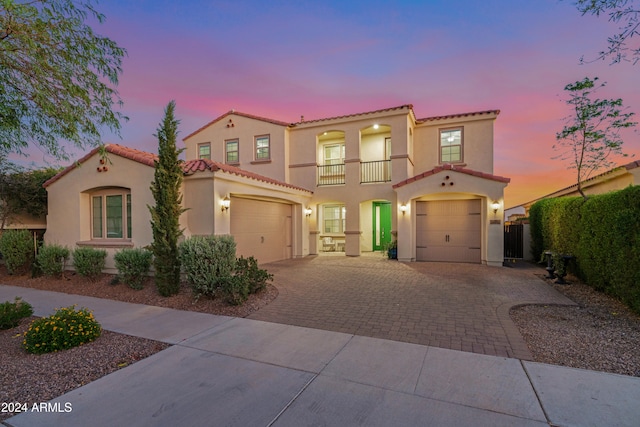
[250,256,575,359]
[2,284,640,427]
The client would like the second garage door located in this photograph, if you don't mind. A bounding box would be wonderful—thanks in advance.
[230,196,292,264]
[416,199,481,263]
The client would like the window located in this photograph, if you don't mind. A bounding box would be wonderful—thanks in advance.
[324,143,345,165]
[440,128,463,163]
[225,139,239,164]
[255,135,270,160]
[91,190,131,239]
[323,204,346,233]
[198,143,211,160]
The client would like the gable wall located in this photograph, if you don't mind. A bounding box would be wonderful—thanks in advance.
[184,114,288,182]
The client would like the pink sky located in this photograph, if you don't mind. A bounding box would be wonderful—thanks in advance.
[18,0,640,208]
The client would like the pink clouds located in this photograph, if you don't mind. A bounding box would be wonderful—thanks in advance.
[33,0,637,209]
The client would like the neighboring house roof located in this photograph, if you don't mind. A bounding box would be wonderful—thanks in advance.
[184,110,291,140]
[43,143,312,193]
[393,164,510,189]
[416,110,501,123]
[518,160,640,209]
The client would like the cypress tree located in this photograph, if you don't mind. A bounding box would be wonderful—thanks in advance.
[148,101,185,296]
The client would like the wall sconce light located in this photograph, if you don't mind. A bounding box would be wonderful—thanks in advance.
[491,200,501,215]
[304,207,312,217]
[400,204,408,215]
[221,196,230,212]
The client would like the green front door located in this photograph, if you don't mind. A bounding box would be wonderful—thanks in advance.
[373,201,392,251]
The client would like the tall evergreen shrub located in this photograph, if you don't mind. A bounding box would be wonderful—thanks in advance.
[148,101,186,297]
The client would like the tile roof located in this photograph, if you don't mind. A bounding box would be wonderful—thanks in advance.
[43,144,157,188]
[182,158,313,193]
[291,104,414,125]
[519,159,640,207]
[417,110,500,123]
[44,143,313,194]
[392,164,510,189]
[183,110,291,140]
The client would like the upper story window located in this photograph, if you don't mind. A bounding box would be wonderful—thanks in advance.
[255,135,270,160]
[226,139,239,164]
[91,189,131,239]
[440,128,463,163]
[323,143,345,165]
[198,143,211,160]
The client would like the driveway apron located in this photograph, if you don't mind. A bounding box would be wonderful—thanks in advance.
[249,256,575,359]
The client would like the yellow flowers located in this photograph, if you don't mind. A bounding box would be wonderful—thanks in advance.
[23,306,101,354]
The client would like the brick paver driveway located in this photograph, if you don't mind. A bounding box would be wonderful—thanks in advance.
[249,255,575,360]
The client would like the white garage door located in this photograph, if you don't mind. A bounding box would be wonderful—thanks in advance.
[416,199,481,263]
[230,196,292,264]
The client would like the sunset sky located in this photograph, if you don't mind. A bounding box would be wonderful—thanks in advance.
[21,0,640,208]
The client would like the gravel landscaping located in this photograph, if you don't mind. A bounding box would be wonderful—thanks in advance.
[510,274,640,377]
[1,264,639,422]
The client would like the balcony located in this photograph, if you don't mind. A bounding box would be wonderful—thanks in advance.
[361,160,391,183]
[317,163,345,186]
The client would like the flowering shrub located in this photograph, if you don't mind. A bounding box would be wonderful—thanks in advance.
[36,244,70,278]
[23,306,101,354]
[114,248,153,290]
[0,297,33,330]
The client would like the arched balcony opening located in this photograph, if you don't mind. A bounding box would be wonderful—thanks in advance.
[360,124,392,183]
[317,130,345,186]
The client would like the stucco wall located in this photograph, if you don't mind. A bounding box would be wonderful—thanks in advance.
[183,114,289,182]
[413,116,496,175]
[45,153,156,272]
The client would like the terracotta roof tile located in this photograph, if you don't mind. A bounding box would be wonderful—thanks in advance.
[43,144,158,188]
[44,143,313,195]
[393,164,510,189]
[182,159,312,193]
[184,110,291,140]
[417,110,500,123]
[292,104,414,125]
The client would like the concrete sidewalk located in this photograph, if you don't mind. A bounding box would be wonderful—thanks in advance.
[2,284,640,427]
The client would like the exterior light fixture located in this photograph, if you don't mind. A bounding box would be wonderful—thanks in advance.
[221,196,230,212]
[373,124,379,130]
[400,204,408,215]
[491,200,500,214]
[304,207,313,217]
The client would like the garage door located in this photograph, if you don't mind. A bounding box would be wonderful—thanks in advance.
[230,196,292,264]
[416,199,481,263]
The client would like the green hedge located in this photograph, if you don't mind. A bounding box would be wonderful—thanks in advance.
[530,185,640,313]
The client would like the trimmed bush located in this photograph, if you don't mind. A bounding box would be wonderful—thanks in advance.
[36,244,70,278]
[0,230,34,275]
[179,235,236,299]
[114,248,153,290]
[23,306,101,354]
[0,297,33,330]
[72,247,107,281]
[235,256,273,295]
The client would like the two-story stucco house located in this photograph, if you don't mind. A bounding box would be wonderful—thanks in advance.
[44,104,509,271]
